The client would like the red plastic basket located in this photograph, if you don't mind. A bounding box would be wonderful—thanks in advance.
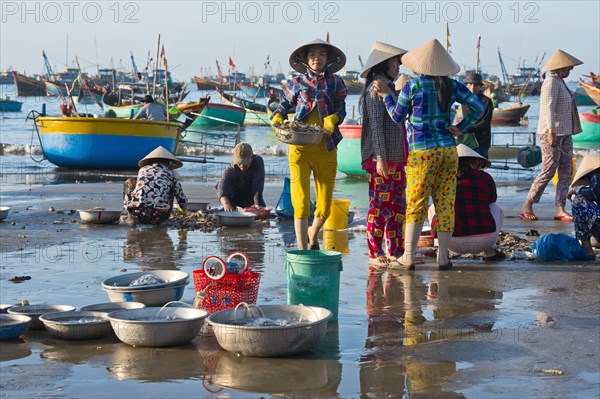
[193,253,261,313]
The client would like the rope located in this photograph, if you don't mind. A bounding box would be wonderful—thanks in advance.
[25,110,46,164]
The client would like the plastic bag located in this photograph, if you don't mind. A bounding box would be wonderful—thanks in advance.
[275,177,315,219]
[456,132,479,149]
[531,233,589,261]
[129,274,165,287]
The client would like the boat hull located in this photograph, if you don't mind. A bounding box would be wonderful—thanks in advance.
[188,103,246,129]
[337,125,365,177]
[492,103,530,125]
[0,100,23,112]
[36,117,181,169]
[574,112,600,149]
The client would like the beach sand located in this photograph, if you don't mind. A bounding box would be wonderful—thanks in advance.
[1,176,599,398]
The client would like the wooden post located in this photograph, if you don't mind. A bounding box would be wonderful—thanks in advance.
[152,34,161,97]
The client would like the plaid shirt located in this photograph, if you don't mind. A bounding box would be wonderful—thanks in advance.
[273,71,347,152]
[361,74,407,163]
[383,75,485,151]
[453,169,497,237]
[538,73,578,136]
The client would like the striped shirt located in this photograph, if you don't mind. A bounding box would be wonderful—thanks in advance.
[361,74,407,164]
[382,75,485,151]
[273,71,347,152]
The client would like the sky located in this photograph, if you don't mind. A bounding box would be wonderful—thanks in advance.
[1,0,599,82]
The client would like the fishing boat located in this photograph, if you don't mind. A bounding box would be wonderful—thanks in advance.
[337,124,365,177]
[574,84,596,106]
[0,97,23,112]
[238,82,269,98]
[102,92,144,118]
[186,102,246,130]
[491,102,530,125]
[11,71,46,97]
[573,111,600,149]
[217,89,270,126]
[341,71,364,95]
[579,79,600,107]
[33,116,181,169]
[193,76,221,91]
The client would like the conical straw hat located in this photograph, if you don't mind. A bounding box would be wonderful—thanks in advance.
[401,39,460,76]
[288,38,346,74]
[394,74,410,92]
[571,153,600,187]
[456,144,491,168]
[360,41,408,78]
[138,146,183,169]
[542,49,583,73]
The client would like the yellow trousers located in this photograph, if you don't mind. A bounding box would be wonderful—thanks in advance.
[406,147,458,231]
[288,145,337,219]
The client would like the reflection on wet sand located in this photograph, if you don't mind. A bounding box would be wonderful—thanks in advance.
[199,326,341,397]
[214,222,269,270]
[108,342,206,381]
[123,226,186,270]
[0,340,32,362]
[361,270,504,397]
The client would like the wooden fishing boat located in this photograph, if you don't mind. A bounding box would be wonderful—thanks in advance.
[238,82,269,98]
[573,111,600,149]
[186,102,246,129]
[102,92,144,118]
[579,79,600,107]
[574,84,596,106]
[217,89,270,126]
[0,97,23,112]
[34,116,181,169]
[341,71,364,95]
[11,71,46,97]
[337,124,365,177]
[193,76,220,91]
[491,102,530,125]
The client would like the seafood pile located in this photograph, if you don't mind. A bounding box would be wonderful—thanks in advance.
[274,121,326,145]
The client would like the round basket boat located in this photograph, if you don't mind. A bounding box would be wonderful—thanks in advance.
[274,123,325,145]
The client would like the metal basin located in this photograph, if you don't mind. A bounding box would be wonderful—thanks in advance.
[207,305,333,357]
[7,304,76,330]
[215,211,256,227]
[107,307,208,347]
[78,208,122,224]
[242,207,272,220]
[0,314,31,341]
[0,207,10,221]
[185,202,210,212]
[39,311,112,340]
[80,302,146,313]
[0,304,13,313]
[102,270,189,291]
[103,281,189,306]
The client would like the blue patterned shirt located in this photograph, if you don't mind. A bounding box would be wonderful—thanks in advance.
[383,75,485,151]
[272,71,347,152]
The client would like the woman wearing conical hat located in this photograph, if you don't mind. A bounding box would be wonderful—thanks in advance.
[567,153,600,259]
[123,146,187,225]
[373,39,486,270]
[271,38,348,250]
[428,144,505,261]
[520,49,584,222]
[359,41,408,269]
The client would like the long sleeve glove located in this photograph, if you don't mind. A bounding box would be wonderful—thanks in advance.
[271,113,284,126]
[323,114,339,135]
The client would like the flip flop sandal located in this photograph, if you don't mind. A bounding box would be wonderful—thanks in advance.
[368,257,389,270]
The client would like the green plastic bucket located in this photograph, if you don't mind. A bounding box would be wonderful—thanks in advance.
[285,250,343,321]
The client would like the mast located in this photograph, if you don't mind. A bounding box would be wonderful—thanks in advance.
[152,34,161,97]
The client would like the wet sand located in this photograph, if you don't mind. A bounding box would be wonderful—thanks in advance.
[1,176,599,398]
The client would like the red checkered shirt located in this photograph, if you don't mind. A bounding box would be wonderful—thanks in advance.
[453,169,497,237]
